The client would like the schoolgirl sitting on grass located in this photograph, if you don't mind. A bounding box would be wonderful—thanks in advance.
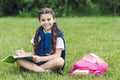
[16,8,66,75]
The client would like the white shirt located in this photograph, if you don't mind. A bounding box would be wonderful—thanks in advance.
[56,37,64,50]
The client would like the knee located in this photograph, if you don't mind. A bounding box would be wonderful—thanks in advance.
[54,57,64,67]
[16,59,25,65]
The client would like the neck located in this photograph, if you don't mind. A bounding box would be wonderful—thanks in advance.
[44,29,51,33]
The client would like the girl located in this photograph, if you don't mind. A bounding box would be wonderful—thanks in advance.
[16,8,66,74]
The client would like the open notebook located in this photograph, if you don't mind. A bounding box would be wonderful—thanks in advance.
[1,55,33,63]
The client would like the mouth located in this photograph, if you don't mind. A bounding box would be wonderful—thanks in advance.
[44,23,50,27]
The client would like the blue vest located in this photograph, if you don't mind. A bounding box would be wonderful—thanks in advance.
[35,27,66,69]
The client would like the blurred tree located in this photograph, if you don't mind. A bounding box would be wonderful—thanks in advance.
[0,0,120,17]
[92,0,120,15]
[0,0,22,16]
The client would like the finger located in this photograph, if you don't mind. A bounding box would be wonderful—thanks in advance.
[33,56,37,60]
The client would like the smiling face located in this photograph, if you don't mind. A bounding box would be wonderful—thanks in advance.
[39,13,55,32]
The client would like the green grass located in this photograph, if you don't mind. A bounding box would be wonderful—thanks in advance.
[0,17,120,80]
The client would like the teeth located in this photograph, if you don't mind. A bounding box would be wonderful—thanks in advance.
[45,24,49,26]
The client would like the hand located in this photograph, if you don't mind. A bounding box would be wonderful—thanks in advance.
[33,55,41,63]
[16,48,25,56]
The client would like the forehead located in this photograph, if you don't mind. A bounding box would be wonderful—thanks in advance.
[40,13,53,19]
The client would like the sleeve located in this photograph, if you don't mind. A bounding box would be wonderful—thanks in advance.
[56,37,64,50]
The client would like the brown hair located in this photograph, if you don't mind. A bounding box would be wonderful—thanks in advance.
[33,8,58,54]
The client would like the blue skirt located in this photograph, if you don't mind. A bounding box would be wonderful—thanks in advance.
[26,57,45,66]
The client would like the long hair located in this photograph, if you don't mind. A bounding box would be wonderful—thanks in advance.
[33,8,60,54]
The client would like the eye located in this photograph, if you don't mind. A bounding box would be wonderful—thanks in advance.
[47,18,51,21]
[41,19,45,22]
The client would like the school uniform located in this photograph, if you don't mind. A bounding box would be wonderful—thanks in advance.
[27,27,66,70]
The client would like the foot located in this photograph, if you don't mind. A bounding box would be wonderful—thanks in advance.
[52,68,63,75]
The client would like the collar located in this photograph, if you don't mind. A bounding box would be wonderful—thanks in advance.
[43,30,51,34]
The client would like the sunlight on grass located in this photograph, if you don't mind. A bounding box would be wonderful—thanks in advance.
[0,17,120,80]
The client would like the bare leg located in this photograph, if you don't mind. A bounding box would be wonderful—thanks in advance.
[16,59,45,72]
[40,57,64,70]
[16,57,64,72]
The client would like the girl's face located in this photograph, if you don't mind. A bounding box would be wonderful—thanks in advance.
[40,13,55,32]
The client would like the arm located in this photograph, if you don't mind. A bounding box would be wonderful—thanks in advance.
[33,37,65,63]
[33,48,63,63]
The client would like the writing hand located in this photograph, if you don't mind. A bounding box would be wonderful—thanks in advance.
[16,48,25,56]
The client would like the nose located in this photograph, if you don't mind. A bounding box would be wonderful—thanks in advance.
[44,21,49,26]
[45,20,49,23]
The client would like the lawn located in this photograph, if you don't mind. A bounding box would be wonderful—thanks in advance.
[0,17,120,80]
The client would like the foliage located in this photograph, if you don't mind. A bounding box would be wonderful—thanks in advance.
[92,0,120,15]
[0,0,120,17]
[0,0,22,16]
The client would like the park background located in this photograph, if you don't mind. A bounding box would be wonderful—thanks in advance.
[0,0,120,17]
[0,0,120,80]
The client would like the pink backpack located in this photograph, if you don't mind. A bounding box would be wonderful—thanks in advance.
[69,53,108,77]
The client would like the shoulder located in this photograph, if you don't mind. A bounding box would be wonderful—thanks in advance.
[57,37,63,42]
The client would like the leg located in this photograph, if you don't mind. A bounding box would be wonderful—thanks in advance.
[40,57,64,70]
[16,59,45,72]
